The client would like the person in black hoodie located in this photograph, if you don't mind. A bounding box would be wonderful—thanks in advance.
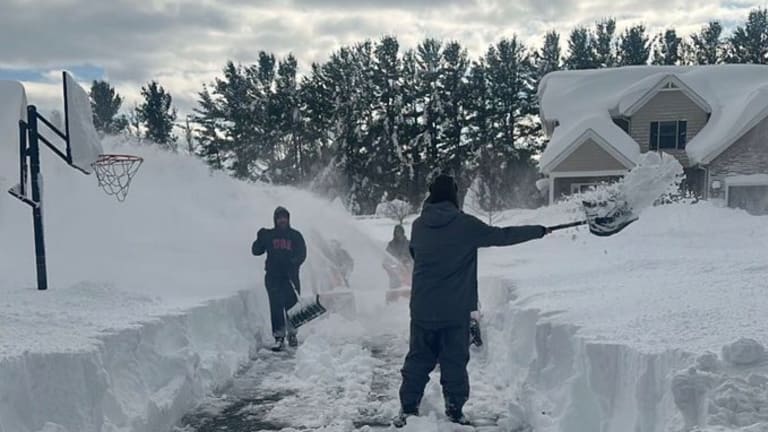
[252,206,307,351]
[387,224,413,268]
[393,174,549,427]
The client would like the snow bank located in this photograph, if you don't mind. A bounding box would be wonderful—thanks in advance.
[1,127,395,431]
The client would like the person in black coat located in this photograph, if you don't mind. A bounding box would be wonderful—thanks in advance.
[393,174,549,427]
[252,206,307,351]
[387,224,413,268]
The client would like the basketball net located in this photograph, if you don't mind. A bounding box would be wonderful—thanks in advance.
[91,154,143,202]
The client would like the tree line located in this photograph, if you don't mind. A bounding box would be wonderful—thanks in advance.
[90,8,768,214]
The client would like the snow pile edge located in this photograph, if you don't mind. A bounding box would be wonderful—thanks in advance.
[0,290,265,432]
[483,277,768,432]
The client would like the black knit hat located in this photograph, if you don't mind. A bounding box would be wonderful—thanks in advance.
[427,174,458,207]
[273,206,290,225]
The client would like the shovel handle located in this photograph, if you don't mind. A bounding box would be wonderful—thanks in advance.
[547,220,588,232]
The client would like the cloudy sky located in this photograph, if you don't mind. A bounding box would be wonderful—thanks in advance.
[0,0,760,118]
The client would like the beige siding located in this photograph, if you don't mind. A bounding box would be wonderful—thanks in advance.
[552,138,627,172]
[708,114,768,199]
[629,90,709,167]
[553,175,623,201]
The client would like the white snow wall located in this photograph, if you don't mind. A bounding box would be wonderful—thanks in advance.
[479,276,695,432]
[0,290,265,432]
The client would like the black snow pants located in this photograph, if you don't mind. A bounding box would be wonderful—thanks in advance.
[265,273,299,338]
[399,319,470,412]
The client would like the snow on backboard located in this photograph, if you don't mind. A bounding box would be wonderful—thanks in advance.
[64,71,103,174]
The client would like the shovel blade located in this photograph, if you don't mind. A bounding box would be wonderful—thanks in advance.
[287,295,328,329]
[582,199,638,237]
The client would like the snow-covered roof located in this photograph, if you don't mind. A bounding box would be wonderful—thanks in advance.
[541,114,638,172]
[538,65,768,171]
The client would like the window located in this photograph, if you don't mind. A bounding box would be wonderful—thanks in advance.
[571,183,598,194]
[650,120,687,150]
[660,81,679,90]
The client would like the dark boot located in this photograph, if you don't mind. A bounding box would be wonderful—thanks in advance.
[446,402,470,425]
[287,333,298,348]
[392,407,418,428]
[271,337,285,352]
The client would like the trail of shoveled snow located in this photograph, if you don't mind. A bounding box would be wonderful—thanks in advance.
[174,306,525,432]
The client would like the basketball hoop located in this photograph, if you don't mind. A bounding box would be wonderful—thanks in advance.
[91,154,143,202]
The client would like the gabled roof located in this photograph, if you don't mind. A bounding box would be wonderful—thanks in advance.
[619,74,712,116]
[538,65,768,168]
[540,114,639,174]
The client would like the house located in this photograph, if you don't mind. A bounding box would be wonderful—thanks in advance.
[537,65,768,215]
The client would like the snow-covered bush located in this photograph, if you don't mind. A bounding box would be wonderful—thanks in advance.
[375,199,412,225]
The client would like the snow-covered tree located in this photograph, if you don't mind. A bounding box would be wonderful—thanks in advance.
[376,198,413,225]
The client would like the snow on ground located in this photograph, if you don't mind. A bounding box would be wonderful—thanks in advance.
[2,79,768,430]
[358,198,768,431]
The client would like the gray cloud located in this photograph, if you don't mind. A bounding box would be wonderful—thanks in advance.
[0,0,759,115]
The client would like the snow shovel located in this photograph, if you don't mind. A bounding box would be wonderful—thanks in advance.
[547,198,639,237]
[287,283,327,329]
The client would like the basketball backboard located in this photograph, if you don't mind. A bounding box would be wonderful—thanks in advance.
[1,81,29,197]
[63,71,103,173]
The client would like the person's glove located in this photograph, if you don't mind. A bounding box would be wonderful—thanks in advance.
[538,225,550,237]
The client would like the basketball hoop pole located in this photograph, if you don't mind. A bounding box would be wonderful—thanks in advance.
[27,106,48,291]
[8,104,73,291]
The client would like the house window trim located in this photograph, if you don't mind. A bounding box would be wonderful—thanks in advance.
[549,169,630,204]
[659,81,680,91]
[650,120,688,150]
[570,182,599,194]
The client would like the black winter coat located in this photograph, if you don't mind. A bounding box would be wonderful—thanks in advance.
[409,201,545,323]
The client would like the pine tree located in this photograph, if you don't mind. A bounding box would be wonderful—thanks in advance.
[535,30,562,78]
[299,63,334,182]
[728,8,768,64]
[689,21,724,65]
[437,40,471,193]
[137,81,177,148]
[652,29,684,65]
[399,49,426,205]
[564,27,596,69]
[592,18,617,67]
[484,37,541,207]
[617,25,651,66]
[90,80,127,135]
[272,54,302,184]
[220,61,261,179]
[369,36,404,199]
[415,38,443,177]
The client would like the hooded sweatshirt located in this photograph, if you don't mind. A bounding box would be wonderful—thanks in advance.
[252,207,307,281]
[409,201,545,323]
